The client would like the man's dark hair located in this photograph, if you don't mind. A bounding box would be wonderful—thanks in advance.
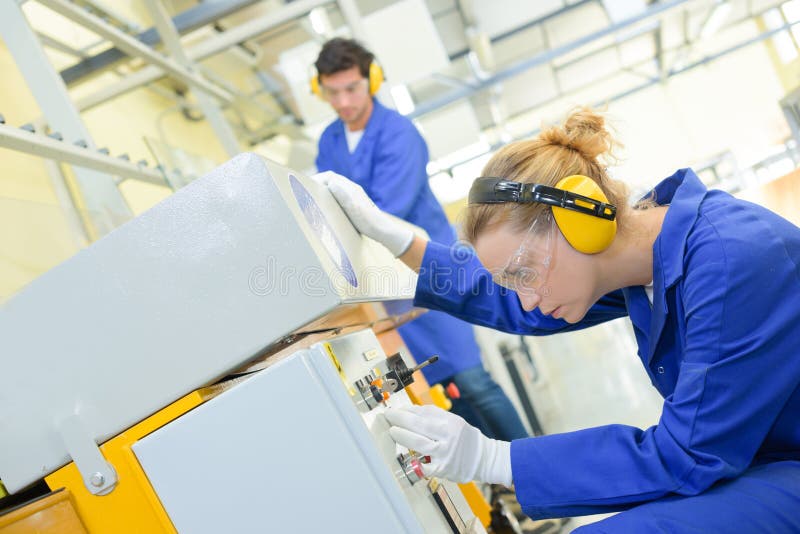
[315,38,374,79]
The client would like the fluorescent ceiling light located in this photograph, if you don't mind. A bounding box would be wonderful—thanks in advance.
[308,7,331,36]
[764,8,798,63]
[782,0,800,23]
[602,0,648,23]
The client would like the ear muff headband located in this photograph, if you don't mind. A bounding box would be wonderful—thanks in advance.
[310,61,385,97]
[468,175,617,254]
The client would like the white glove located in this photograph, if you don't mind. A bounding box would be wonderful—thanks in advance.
[312,171,415,257]
[384,404,513,486]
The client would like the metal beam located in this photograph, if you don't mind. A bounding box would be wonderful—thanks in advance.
[36,31,90,58]
[42,158,91,248]
[143,0,240,157]
[433,18,796,178]
[74,0,333,112]
[554,19,659,71]
[337,0,370,43]
[0,1,133,237]
[61,0,258,85]
[0,122,168,186]
[184,0,333,63]
[409,0,690,119]
[447,0,595,61]
[39,0,234,104]
[74,0,141,33]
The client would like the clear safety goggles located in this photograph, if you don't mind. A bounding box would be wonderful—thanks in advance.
[320,78,369,102]
[490,210,555,297]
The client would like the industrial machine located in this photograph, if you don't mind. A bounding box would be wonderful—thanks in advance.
[0,154,485,533]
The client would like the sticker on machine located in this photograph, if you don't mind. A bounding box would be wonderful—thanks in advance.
[289,174,358,287]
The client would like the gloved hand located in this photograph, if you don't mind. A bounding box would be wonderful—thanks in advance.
[384,404,513,486]
[312,171,415,257]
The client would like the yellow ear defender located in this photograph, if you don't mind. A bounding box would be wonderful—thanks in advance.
[310,73,321,97]
[551,175,617,254]
[468,174,618,254]
[310,61,385,98]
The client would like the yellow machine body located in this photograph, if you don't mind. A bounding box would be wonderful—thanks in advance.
[0,489,87,534]
[44,389,221,533]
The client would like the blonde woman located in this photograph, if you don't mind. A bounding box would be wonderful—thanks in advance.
[316,108,800,531]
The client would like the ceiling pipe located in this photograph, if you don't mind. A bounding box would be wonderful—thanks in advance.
[409,0,690,120]
[74,0,334,112]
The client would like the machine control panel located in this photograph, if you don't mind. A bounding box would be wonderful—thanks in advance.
[315,331,483,533]
[132,328,484,533]
[352,354,439,411]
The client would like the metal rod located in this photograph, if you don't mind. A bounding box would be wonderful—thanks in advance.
[0,122,167,186]
[36,31,89,58]
[39,0,234,104]
[74,0,334,111]
[409,0,690,119]
[447,0,595,62]
[61,0,258,85]
[337,0,370,43]
[498,342,544,436]
[429,17,796,178]
[410,355,439,373]
[143,0,241,157]
[1,0,132,237]
[43,158,91,248]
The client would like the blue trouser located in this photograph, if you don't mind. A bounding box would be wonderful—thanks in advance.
[573,460,800,533]
[447,365,529,442]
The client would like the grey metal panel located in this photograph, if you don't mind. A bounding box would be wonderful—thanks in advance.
[133,330,479,533]
[133,347,424,534]
[0,153,414,493]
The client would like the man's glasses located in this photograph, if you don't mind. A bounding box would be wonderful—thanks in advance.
[320,79,369,102]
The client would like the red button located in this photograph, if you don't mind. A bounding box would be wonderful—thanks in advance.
[411,458,425,479]
[446,382,460,399]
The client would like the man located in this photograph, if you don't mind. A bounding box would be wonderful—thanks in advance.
[313,38,529,444]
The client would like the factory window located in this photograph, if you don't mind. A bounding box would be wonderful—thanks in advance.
[765,6,798,63]
[783,0,800,45]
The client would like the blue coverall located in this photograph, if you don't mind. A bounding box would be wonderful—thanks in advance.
[317,98,528,440]
[414,168,800,531]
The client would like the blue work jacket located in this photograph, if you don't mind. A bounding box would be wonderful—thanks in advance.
[316,99,481,384]
[414,168,800,517]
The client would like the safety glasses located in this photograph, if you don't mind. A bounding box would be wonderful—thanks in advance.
[320,78,369,102]
[490,210,555,297]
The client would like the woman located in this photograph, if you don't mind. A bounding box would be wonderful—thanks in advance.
[317,108,800,531]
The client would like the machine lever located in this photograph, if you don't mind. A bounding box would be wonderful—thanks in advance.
[395,355,439,384]
[412,355,439,373]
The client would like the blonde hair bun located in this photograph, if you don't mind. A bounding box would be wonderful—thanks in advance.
[540,107,614,161]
